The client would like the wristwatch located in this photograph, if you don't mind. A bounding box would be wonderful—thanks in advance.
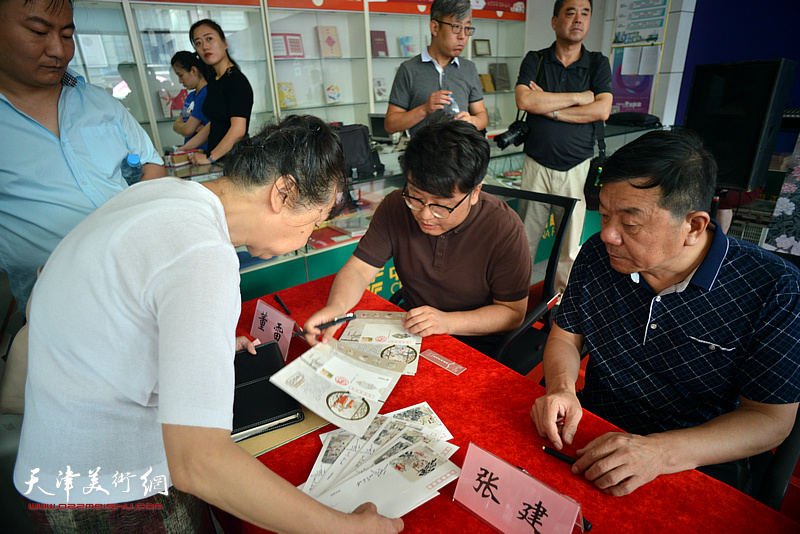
[553,109,559,121]
[208,155,215,164]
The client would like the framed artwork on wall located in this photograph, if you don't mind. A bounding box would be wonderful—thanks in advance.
[473,39,491,56]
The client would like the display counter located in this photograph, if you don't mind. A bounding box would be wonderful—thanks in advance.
[166,124,658,302]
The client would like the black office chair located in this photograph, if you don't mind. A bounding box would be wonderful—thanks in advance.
[481,184,578,370]
[754,405,800,510]
[390,185,578,373]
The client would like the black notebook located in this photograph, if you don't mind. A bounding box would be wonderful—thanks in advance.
[232,342,304,442]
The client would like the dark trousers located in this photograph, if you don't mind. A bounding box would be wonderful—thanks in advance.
[452,333,503,358]
[698,450,774,496]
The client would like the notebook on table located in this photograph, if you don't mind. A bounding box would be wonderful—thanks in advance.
[232,341,304,442]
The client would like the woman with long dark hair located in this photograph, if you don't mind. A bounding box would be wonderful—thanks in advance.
[171,50,210,152]
[179,19,254,165]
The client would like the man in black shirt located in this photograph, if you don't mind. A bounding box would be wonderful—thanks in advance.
[515,0,612,293]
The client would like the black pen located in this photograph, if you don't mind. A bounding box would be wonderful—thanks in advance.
[542,445,576,465]
[541,447,592,531]
[273,294,291,315]
[292,313,356,337]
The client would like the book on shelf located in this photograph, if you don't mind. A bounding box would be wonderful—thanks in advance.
[373,77,388,100]
[286,34,304,58]
[232,341,304,442]
[489,63,511,91]
[307,226,360,250]
[330,215,372,237]
[316,26,342,58]
[398,36,417,57]
[272,33,304,59]
[479,73,495,92]
[370,30,389,57]
[277,82,297,108]
[326,84,342,104]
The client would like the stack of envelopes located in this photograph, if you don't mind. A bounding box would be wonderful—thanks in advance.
[302,402,461,518]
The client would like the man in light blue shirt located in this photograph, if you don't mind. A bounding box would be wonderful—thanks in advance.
[0,0,165,312]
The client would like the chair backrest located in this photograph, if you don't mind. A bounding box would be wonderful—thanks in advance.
[480,184,579,363]
[755,405,800,510]
[481,184,578,309]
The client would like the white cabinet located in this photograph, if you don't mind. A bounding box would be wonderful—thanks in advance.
[469,17,526,132]
[368,12,430,115]
[267,8,368,125]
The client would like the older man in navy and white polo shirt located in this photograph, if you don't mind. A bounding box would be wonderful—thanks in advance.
[531,129,800,497]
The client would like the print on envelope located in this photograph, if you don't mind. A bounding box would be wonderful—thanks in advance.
[339,311,422,375]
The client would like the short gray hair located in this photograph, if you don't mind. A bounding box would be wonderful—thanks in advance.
[224,115,346,212]
[430,0,471,22]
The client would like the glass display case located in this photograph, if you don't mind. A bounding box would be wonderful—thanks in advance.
[71,0,275,152]
[131,3,274,150]
[368,12,430,116]
[64,1,530,300]
[70,2,154,139]
[70,1,525,146]
[469,17,526,133]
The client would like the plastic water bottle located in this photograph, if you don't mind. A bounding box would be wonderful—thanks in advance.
[448,97,460,115]
[121,154,142,185]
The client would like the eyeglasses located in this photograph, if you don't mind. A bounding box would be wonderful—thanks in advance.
[402,184,472,219]
[433,20,476,36]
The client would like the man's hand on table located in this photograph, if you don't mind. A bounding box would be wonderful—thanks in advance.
[572,432,666,496]
[350,502,404,533]
[530,389,583,450]
[532,390,667,497]
[402,306,450,337]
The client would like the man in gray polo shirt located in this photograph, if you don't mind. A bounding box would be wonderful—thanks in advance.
[385,0,488,137]
[515,0,612,293]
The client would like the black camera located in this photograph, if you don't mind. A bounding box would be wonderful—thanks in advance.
[494,119,530,150]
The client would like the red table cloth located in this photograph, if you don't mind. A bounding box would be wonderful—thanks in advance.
[214,275,799,534]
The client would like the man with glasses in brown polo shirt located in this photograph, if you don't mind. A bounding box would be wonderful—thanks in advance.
[304,119,531,357]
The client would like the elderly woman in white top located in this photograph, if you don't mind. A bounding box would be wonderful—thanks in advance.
[14,114,404,534]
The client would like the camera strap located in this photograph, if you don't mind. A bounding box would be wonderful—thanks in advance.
[594,120,606,159]
[587,51,606,160]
